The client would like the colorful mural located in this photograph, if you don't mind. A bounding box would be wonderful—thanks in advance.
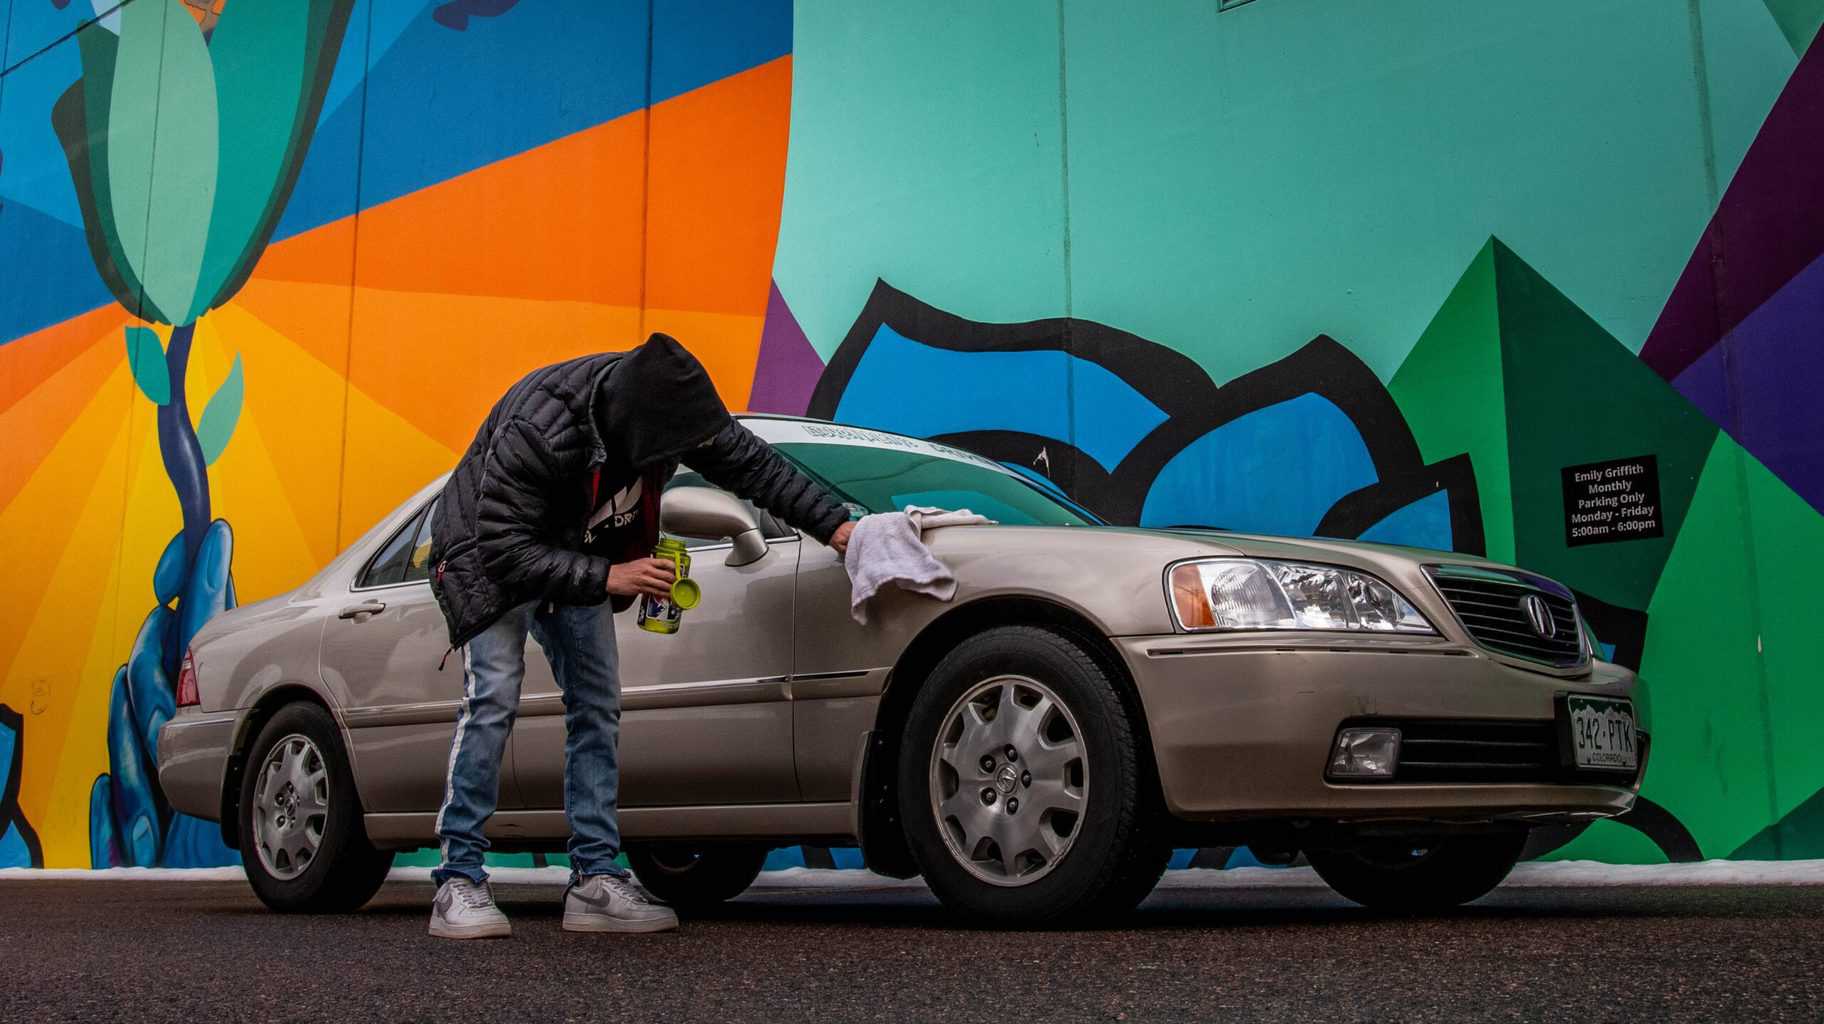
[2,0,1822,871]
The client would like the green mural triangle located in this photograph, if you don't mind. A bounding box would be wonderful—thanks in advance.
[1733,785,1824,859]
[1491,239,1717,611]
[1388,239,1514,562]
[1736,439,1824,835]
[1763,0,1824,55]
[1635,433,1771,859]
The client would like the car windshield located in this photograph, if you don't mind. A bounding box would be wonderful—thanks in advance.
[774,441,1099,527]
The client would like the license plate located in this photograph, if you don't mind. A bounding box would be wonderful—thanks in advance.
[1566,695,1638,771]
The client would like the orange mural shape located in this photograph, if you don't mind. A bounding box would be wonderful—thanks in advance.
[241,55,792,458]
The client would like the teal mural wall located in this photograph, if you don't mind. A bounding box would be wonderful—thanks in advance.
[776,1,1796,381]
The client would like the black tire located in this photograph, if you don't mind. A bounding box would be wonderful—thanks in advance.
[898,626,1165,926]
[627,844,768,908]
[1308,831,1527,912]
[238,703,393,913]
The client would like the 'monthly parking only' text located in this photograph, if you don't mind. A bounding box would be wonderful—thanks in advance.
[1561,455,1665,546]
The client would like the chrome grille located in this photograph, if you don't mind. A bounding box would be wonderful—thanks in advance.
[1425,566,1585,667]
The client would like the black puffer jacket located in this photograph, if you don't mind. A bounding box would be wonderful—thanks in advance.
[429,334,848,647]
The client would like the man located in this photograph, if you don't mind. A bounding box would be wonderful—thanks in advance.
[425,334,855,939]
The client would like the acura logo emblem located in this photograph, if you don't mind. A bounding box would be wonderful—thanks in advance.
[1520,594,1557,639]
[994,764,1020,795]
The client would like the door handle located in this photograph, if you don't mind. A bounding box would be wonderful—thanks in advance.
[337,600,387,621]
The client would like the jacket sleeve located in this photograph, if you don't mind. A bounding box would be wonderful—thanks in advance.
[691,421,850,544]
[474,419,611,605]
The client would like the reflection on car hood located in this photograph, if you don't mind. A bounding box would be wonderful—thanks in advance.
[936,522,1522,579]
[1149,526,1505,568]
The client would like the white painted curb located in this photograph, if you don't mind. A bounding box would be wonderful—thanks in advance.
[4,858,1823,888]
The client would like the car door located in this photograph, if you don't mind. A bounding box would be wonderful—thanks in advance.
[319,498,521,813]
[511,470,801,809]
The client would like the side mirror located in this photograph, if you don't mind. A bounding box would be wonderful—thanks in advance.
[660,486,770,567]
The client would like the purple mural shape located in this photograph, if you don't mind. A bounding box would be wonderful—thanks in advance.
[1672,253,1824,508]
[747,281,826,415]
[1639,40,1824,510]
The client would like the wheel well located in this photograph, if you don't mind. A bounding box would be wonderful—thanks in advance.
[217,685,336,850]
[857,597,1164,877]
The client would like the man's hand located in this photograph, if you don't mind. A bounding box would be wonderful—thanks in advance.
[828,521,855,557]
[607,557,676,599]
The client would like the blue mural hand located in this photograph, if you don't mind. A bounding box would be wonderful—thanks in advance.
[87,775,117,866]
[177,521,235,661]
[101,662,161,866]
[90,522,241,868]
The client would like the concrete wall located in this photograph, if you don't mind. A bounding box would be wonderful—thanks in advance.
[1,0,1821,870]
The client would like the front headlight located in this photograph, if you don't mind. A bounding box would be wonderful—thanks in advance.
[1167,558,1436,634]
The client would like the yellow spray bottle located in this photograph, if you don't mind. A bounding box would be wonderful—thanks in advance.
[636,536,700,634]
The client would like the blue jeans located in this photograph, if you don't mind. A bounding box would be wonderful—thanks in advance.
[433,600,625,885]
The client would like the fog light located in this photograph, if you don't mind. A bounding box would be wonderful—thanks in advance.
[1329,727,1401,779]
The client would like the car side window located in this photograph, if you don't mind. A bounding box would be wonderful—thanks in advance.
[401,498,440,584]
[666,468,797,548]
[359,502,431,588]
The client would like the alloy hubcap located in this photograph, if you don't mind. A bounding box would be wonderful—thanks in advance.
[928,675,1087,886]
[252,734,329,881]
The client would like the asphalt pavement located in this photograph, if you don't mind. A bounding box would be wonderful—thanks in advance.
[4,875,1822,1023]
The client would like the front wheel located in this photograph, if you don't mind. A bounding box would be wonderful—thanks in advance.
[626,844,767,908]
[898,626,1169,926]
[238,703,393,913]
[1308,831,1527,912]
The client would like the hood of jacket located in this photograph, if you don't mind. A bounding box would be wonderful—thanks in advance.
[595,332,733,470]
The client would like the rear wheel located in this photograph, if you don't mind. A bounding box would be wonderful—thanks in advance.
[238,703,393,913]
[626,844,768,908]
[898,626,1168,925]
[1308,831,1527,912]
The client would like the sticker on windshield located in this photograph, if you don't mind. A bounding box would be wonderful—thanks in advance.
[777,422,1004,469]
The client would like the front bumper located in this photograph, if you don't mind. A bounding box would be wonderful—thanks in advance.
[1118,634,1645,824]
[156,710,238,822]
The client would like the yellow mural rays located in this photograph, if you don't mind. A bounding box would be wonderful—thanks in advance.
[113,371,184,664]
[0,364,134,859]
[106,312,359,650]
[185,317,330,600]
[0,318,125,515]
[193,307,348,573]
[336,375,462,551]
[40,541,129,868]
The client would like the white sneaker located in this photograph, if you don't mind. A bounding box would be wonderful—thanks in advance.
[429,878,512,939]
[562,873,679,933]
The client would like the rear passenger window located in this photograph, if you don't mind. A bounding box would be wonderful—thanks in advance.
[402,499,439,583]
[360,501,433,588]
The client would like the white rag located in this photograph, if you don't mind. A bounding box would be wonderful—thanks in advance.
[843,506,993,624]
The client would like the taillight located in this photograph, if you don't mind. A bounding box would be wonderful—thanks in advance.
[176,649,201,708]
